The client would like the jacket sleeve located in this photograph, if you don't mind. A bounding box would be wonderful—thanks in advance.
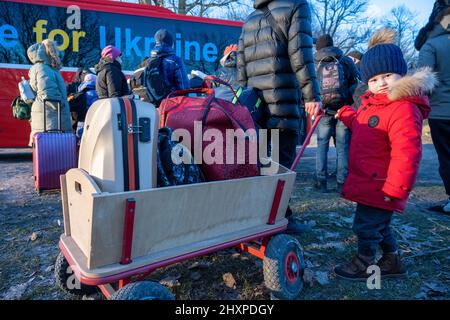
[417,42,436,70]
[382,104,423,200]
[337,105,357,129]
[29,65,53,102]
[175,58,190,90]
[288,1,321,103]
[29,65,38,93]
[237,32,248,88]
[106,69,125,98]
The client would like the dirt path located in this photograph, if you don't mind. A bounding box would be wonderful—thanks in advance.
[0,140,448,300]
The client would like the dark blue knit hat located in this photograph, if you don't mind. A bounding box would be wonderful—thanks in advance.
[155,29,174,47]
[360,43,408,83]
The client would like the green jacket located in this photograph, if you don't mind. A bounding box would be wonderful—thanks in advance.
[418,23,450,120]
[27,43,72,146]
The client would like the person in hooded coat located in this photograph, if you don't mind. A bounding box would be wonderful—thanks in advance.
[95,45,130,99]
[415,0,450,51]
[27,39,72,146]
[418,7,450,214]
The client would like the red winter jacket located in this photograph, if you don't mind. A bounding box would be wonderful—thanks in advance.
[337,69,435,213]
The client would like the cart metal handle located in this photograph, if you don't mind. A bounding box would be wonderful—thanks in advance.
[290,110,324,172]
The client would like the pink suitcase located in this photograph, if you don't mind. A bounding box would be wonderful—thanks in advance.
[33,99,77,193]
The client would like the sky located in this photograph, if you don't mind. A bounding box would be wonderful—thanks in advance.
[367,0,434,26]
[120,0,435,26]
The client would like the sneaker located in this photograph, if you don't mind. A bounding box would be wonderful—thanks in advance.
[314,180,328,193]
[334,254,375,281]
[284,216,312,234]
[428,197,450,215]
[376,252,407,278]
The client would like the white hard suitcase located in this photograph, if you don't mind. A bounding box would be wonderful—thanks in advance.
[78,97,159,192]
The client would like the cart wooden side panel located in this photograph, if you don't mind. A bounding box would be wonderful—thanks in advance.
[62,166,295,270]
[64,169,101,261]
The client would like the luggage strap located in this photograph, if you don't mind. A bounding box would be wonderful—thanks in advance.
[118,97,140,191]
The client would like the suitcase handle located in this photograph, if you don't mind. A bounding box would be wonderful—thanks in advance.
[164,87,215,101]
[159,88,216,127]
[43,99,62,133]
[201,99,249,133]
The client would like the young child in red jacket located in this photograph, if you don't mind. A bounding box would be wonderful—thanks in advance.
[333,29,437,280]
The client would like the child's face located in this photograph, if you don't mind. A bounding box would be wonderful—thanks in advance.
[367,73,402,94]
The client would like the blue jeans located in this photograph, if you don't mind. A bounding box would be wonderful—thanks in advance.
[352,204,398,257]
[316,114,350,184]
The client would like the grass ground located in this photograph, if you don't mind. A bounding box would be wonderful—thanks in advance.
[0,130,448,300]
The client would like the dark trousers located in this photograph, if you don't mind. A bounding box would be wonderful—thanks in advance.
[352,204,398,257]
[279,129,299,169]
[269,129,299,218]
[429,119,450,195]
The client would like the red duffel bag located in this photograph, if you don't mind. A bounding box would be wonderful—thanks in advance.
[159,76,259,181]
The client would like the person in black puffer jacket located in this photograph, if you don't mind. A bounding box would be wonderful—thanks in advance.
[237,0,322,165]
[95,45,130,99]
[238,0,322,235]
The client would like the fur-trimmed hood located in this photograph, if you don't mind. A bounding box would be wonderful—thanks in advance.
[388,67,438,101]
[361,67,437,119]
[27,43,51,65]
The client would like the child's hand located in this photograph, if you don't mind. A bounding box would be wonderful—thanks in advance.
[334,109,341,119]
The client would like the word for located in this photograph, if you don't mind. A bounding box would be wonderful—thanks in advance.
[1,6,83,50]
[1,4,219,63]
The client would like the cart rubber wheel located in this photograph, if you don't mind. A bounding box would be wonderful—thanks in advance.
[263,234,305,300]
[54,252,98,296]
[110,281,174,300]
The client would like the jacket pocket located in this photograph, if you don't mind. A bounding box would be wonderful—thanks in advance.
[358,160,388,181]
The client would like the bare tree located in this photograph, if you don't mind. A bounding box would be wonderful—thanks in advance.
[310,0,374,52]
[132,0,249,18]
[382,5,419,68]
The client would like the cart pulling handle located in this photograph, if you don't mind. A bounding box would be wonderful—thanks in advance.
[290,110,324,172]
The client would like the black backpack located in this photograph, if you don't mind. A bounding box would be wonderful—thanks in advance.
[157,127,205,187]
[316,57,348,111]
[130,56,173,106]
